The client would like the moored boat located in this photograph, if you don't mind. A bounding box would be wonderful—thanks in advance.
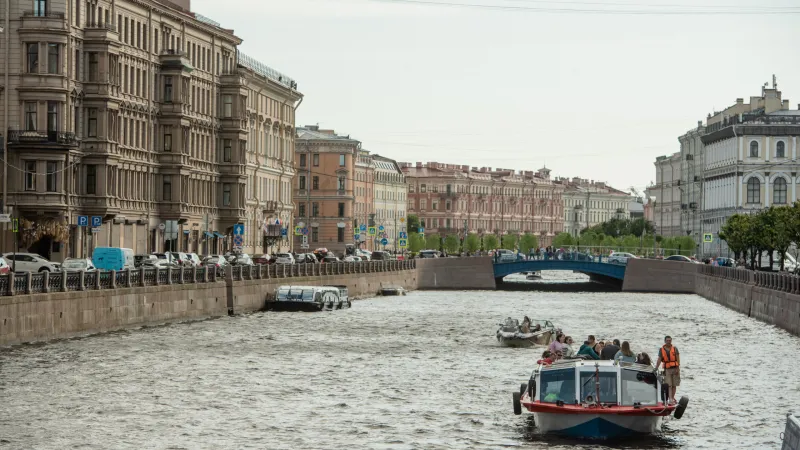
[512,359,689,439]
[526,271,542,280]
[268,285,351,311]
[496,318,556,347]
[380,286,406,296]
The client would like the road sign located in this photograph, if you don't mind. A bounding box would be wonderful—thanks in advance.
[354,234,361,241]
[301,235,309,249]
[91,227,100,234]
[418,227,424,233]
[77,216,88,227]
[703,233,713,243]
[399,231,408,239]
[294,226,302,236]
[381,238,389,246]
[398,238,408,248]
[158,223,166,231]
[12,218,18,233]
[233,235,244,247]
[400,217,405,223]
[280,228,288,236]
[233,224,245,236]
[91,216,102,227]
[360,224,367,232]
[301,228,309,236]
[368,227,376,236]
[378,225,385,232]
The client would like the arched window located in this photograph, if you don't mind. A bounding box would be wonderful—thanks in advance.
[773,177,788,204]
[777,141,786,158]
[746,177,761,204]
[750,141,759,157]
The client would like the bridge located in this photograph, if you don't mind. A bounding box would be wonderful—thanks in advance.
[492,255,627,285]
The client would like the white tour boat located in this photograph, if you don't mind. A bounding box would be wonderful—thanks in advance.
[512,359,688,439]
[268,285,351,311]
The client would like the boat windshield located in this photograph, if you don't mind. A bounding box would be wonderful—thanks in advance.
[620,368,658,405]
[539,368,575,404]
[580,371,617,404]
[277,288,315,302]
[501,318,519,332]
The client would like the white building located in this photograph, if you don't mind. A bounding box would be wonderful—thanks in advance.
[646,153,682,238]
[678,122,706,250]
[558,177,634,237]
[371,155,407,249]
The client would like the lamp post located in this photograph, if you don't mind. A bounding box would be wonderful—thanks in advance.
[2,1,8,251]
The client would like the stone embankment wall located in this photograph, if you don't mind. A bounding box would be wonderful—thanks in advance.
[416,257,497,290]
[623,259,800,336]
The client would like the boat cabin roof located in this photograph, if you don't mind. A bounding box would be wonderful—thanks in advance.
[538,358,655,373]
[276,285,340,293]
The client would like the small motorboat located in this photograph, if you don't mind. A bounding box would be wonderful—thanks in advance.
[512,359,689,439]
[496,318,556,347]
[526,271,542,280]
[380,286,406,296]
[268,285,351,311]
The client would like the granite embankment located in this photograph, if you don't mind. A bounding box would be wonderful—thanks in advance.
[0,261,418,346]
[623,259,800,336]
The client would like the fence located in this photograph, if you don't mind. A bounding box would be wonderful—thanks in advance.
[699,264,800,294]
[0,260,417,296]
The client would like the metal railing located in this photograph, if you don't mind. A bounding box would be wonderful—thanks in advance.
[699,264,800,294]
[0,260,417,296]
[7,130,78,146]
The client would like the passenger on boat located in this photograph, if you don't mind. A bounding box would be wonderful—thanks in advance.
[537,350,554,365]
[636,352,653,366]
[655,336,681,405]
[595,341,605,356]
[548,333,565,357]
[600,339,620,360]
[520,316,531,333]
[578,340,600,360]
[562,336,576,358]
[614,341,636,363]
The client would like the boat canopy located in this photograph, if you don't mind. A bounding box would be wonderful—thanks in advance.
[536,360,659,407]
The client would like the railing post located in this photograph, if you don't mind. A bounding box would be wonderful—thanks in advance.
[139,268,146,287]
[154,267,161,285]
[125,268,132,288]
[191,266,197,283]
[42,271,50,293]
[110,270,117,289]
[78,270,85,290]
[25,272,32,294]
[95,271,102,290]
[61,270,68,292]
[178,266,185,284]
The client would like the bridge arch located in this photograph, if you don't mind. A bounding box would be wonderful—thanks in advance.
[493,260,627,281]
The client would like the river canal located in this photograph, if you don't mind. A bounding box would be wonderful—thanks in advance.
[1,272,798,449]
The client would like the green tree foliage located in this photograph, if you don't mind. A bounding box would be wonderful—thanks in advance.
[464,233,481,253]
[552,232,574,248]
[720,205,800,269]
[583,217,655,238]
[425,233,441,251]
[444,234,460,254]
[501,234,518,250]
[408,232,425,253]
[519,233,539,254]
[406,214,420,233]
[484,234,499,250]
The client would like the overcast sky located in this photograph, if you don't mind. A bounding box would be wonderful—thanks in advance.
[194,0,800,192]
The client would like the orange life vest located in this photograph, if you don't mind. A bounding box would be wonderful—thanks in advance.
[660,345,679,368]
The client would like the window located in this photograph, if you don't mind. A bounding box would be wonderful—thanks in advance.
[539,368,575,404]
[777,141,786,158]
[420,184,427,193]
[34,0,47,16]
[222,95,232,117]
[312,202,319,217]
[312,153,319,166]
[163,175,172,201]
[746,177,760,204]
[88,52,98,81]
[47,102,57,133]
[87,108,97,137]
[163,133,172,152]
[312,227,319,242]
[163,76,173,102]
[432,201,438,211]
[223,139,231,162]
[299,154,306,167]
[339,154,345,166]
[47,43,59,74]
[298,203,306,217]
[580,371,617,404]
[337,227,344,243]
[24,102,37,131]
[338,176,345,191]
[222,183,231,206]
[338,202,345,217]
[773,177,788,204]
[750,141,759,157]
[299,175,306,190]
[620,369,657,406]
[46,162,57,192]
[312,176,319,190]
[86,165,96,194]
[24,161,36,191]
[446,201,451,211]
[27,43,39,73]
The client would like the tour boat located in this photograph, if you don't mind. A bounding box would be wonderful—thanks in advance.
[380,286,406,296]
[512,359,689,439]
[496,318,556,347]
[268,285,351,311]
[526,271,542,280]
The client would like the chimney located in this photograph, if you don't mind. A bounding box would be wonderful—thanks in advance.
[783,99,790,110]
[697,120,703,129]
[415,162,422,168]
[736,98,744,105]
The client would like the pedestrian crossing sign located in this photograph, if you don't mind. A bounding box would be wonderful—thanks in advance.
[703,233,713,243]
[368,227,377,236]
[398,238,408,248]
[294,226,302,236]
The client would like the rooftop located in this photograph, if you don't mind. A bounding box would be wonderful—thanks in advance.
[238,51,297,90]
[296,125,360,144]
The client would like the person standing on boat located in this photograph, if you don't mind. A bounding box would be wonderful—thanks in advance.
[656,336,681,405]
[600,339,620,360]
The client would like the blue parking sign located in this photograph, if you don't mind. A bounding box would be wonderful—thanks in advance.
[354,234,361,241]
[78,216,88,227]
[360,224,367,232]
[91,216,102,227]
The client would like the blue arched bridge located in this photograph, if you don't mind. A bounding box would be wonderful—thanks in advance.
[493,254,627,281]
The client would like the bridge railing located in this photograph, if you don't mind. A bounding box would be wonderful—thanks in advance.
[494,252,613,264]
[0,259,418,296]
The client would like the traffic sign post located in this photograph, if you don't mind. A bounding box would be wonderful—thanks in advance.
[354,234,361,241]
[301,235,309,249]
[233,224,244,236]
[418,227,424,234]
[368,227,376,236]
[703,233,713,243]
[398,238,408,248]
[380,238,389,246]
[294,226,302,236]
[77,216,88,227]
[91,216,102,227]
[378,225,385,232]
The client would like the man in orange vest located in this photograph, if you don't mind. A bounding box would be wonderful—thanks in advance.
[655,335,680,405]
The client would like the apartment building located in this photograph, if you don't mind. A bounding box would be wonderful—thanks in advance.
[558,177,633,236]
[369,154,406,251]
[678,121,705,249]
[0,0,301,260]
[400,162,564,247]
[645,153,682,238]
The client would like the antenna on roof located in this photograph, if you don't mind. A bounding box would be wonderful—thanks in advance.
[773,74,777,89]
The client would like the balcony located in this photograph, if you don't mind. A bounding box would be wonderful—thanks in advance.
[262,200,278,213]
[159,49,193,72]
[19,10,67,32]
[8,130,78,147]
[84,21,119,43]
[264,224,282,237]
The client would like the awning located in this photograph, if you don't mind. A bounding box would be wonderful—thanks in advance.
[214,232,225,238]
[204,231,214,238]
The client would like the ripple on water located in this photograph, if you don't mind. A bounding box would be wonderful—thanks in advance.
[0,272,798,449]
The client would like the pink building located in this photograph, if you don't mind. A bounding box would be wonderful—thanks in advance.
[400,162,565,247]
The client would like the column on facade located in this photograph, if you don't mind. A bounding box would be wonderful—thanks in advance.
[765,175,770,206]
[738,176,743,207]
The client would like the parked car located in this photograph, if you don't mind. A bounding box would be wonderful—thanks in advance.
[608,252,637,265]
[231,254,254,266]
[356,249,372,261]
[664,255,695,263]
[274,253,295,264]
[253,254,271,265]
[201,256,229,269]
[134,254,158,268]
[295,253,318,264]
[494,249,518,263]
[93,247,135,271]
[61,258,97,272]
[186,253,203,267]
[419,250,439,258]
[2,253,58,272]
[715,257,736,267]
[343,255,361,262]
[322,255,341,263]
[143,259,182,269]
[371,251,395,261]
[169,252,192,267]
[0,257,10,274]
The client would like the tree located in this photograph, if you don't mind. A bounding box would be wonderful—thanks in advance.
[621,235,639,252]
[444,234,460,254]
[484,234,499,251]
[501,234,518,251]
[406,214,420,233]
[425,233,441,251]
[552,232,574,248]
[408,232,425,253]
[519,233,539,254]
[464,233,480,253]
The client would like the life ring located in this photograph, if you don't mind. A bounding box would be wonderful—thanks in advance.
[513,391,522,415]
[673,396,689,419]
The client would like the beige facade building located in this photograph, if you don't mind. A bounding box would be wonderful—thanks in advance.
[646,152,682,238]
[401,162,564,247]
[558,177,633,237]
[0,0,301,261]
